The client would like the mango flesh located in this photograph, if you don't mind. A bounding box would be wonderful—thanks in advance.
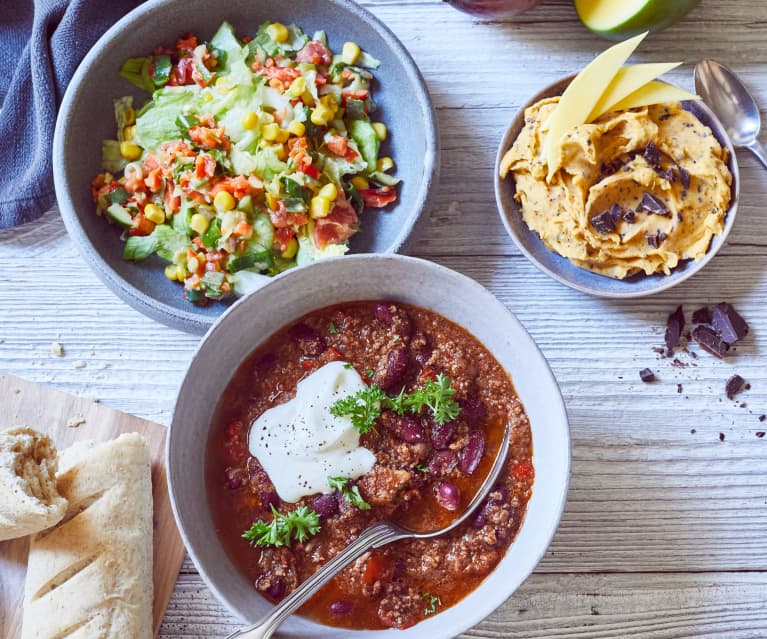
[575,0,702,41]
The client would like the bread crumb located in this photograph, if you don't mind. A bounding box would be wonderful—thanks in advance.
[51,342,64,357]
[67,415,86,428]
[73,360,87,369]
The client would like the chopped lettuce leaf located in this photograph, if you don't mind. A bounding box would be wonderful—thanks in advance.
[296,234,349,266]
[123,234,157,260]
[253,146,290,181]
[153,225,191,262]
[231,269,272,296]
[349,120,380,172]
[119,57,155,92]
[135,86,199,151]
[358,50,381,69]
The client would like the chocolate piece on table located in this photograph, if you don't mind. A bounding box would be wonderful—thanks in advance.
[712,303,749,344]
[590,210,616,234]
[725,374,746,400]
[665,305,685,352]
[691,306,712,325]
[756,431,765,438]
[639,368,655,383]
[637,191,669,216]
[691,325,730,359]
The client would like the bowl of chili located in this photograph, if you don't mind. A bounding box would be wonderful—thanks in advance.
[167,253,570,636]
[53,0,438,334]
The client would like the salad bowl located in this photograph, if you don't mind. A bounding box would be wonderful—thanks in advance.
[53,0,438,334]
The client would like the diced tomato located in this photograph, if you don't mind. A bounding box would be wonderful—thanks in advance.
[164,184,181,213]
[511,460,534,482]
[274,227,295,251]
[258,65,301,92]
[233,222,253,239]
[209,175,253,199]
[325,135,358,162]
[144,167,164,192]
[342,89,369,105]
[326,347,344,361]
[301,359,319,371]
[303,163,320,179]
[176,34,198,55]
[168,56,194,86]
[269,200,308,229]
[143,153,160,172]
[195,153,217,179]
[358,186,397,208]
[129,214,155,237]
[313,194,359,248]
[189,126,229,150]
[295,40,332,66]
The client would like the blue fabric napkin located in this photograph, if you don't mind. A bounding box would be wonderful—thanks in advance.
[0,0,144,229]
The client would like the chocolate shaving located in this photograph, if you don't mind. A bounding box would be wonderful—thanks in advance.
[760,415,766,423]
[637,192,669,216]
[756,431,765,438]
[719,432,726,442]
[677,383,683,394]
[643,142,661,168]
[712,303,749,344]
[691,306,712,325]
[590,209,617,234]
[691,325,729,359]
[725,374,747,400]
[665,305,685,352]
[646,230,668,248]
[623,209,636,223]
[639,368,655,383]
[655,167,675,182]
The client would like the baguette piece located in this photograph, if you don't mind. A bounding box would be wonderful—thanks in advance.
[22,433,153,639]
[0,427,67,541]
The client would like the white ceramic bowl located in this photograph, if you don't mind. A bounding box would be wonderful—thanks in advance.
[167,254,570,637]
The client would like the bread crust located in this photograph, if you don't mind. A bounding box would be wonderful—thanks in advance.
[0,427,67,541]
[22,433,153,639]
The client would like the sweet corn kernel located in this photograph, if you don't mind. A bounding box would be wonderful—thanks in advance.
[266,22,289,43]
[281,237,299,259]
[164,265,178,281]
[310,106,332,126]
[260,111,275,124]
[341,41,361,65]
[351,176,369,190]
[310,196,332,218]
[319,94,338,111]
[288,77,306,97]
[301,89,315,106]
[202,91,214,102]
[272,143,288,161]
[190,213,210,235]
[214,190,236,212]
[262,123,281,142]
[372,122,387,141]
[287,120,305,137]
[266,193,279,210]
[119,141,142,160]
[241,111,259,130]
[275,128,290,143]
[124,107,136,125]
[123,125,137,141]
[318,183,338,201]
[144,203,165,224]
[377,157,394,172]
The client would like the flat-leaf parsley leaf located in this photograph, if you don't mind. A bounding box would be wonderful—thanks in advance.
[242,505,321,547]
[328,476,371,510]
[422,592,441,615]
[329,384,387,434]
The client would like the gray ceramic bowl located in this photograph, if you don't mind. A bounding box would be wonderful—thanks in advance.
[167,254,570,638]
[494,76,739,298]
[53,0,438,334]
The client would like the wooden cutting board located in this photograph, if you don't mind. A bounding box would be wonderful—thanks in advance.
[0,373,186,638]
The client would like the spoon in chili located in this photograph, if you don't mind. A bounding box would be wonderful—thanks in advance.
[226,421,513,639]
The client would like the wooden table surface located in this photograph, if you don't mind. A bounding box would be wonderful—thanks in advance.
[2,1,766,637]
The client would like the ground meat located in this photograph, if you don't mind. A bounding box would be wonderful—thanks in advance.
[357,466,413,507]
[377,583,423,629]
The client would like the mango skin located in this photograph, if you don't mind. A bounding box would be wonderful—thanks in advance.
[575,0,702,41]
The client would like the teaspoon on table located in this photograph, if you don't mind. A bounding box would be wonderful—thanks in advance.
[226,421,512,639]
[694,59,767,170]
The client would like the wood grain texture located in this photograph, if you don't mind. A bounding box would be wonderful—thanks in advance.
[1,0,767,636]
[0,374,186,637]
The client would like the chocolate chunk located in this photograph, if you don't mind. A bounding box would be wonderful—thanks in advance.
[725,374,747,400]
[646,230,668,248]
[665,305,685,352]
[677,383,683,393]
[756,431,765,438]
[639,368,655,383]
[609,203,623,222]
[601,159,623,176]
[691,325,730,358]
[712,303,749,344]
[590,209,616,234]
[676,166,690,190]
[623,209,636,223]
[719,432,725,442]
[643,142,661,168]
[637,192,669,216]
[691,306,712,325]
[655,167,675,182]
[760,415,766,423]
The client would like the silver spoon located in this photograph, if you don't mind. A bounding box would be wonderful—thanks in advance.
[695,59,767,170]
[226,421,512,639]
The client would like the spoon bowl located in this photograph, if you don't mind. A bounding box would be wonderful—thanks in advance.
[227,422,513,639]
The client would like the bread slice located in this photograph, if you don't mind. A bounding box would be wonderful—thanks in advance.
[22,433,153,639]
[0,427,67,541]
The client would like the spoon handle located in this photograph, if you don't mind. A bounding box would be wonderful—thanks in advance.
[226,522,406,639]
[745,140,767,171]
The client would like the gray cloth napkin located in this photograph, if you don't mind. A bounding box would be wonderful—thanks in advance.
[0,0,143,229]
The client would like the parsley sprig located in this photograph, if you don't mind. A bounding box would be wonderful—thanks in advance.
[242,505,321,548]
[328,476,370,510]
[331,373,461,434]
[422,592,442,616]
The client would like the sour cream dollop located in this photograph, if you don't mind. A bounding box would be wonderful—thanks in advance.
[248,360,377,503]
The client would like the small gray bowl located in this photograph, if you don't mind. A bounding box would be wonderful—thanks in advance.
[167,254,571,638]
[494,76,739,298]
[53,0,438,334]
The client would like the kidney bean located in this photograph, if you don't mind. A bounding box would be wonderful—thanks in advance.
[459,394,487,419]
[436,481,460,511]
[384,413,425,443]
[260,490,280,510]
[265,578,285,599]
[415,348,432,367]
[459,429,486,475]
[312,493,339,518]
[374,303,394,325]
[373,348,409,391]
[288,323,326,356]
[427,449,457,476]
[472,484,509,528]
[224,467,245,490]
[471,510,489,529]
[431,420,456,450]
[329,600,353,615]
